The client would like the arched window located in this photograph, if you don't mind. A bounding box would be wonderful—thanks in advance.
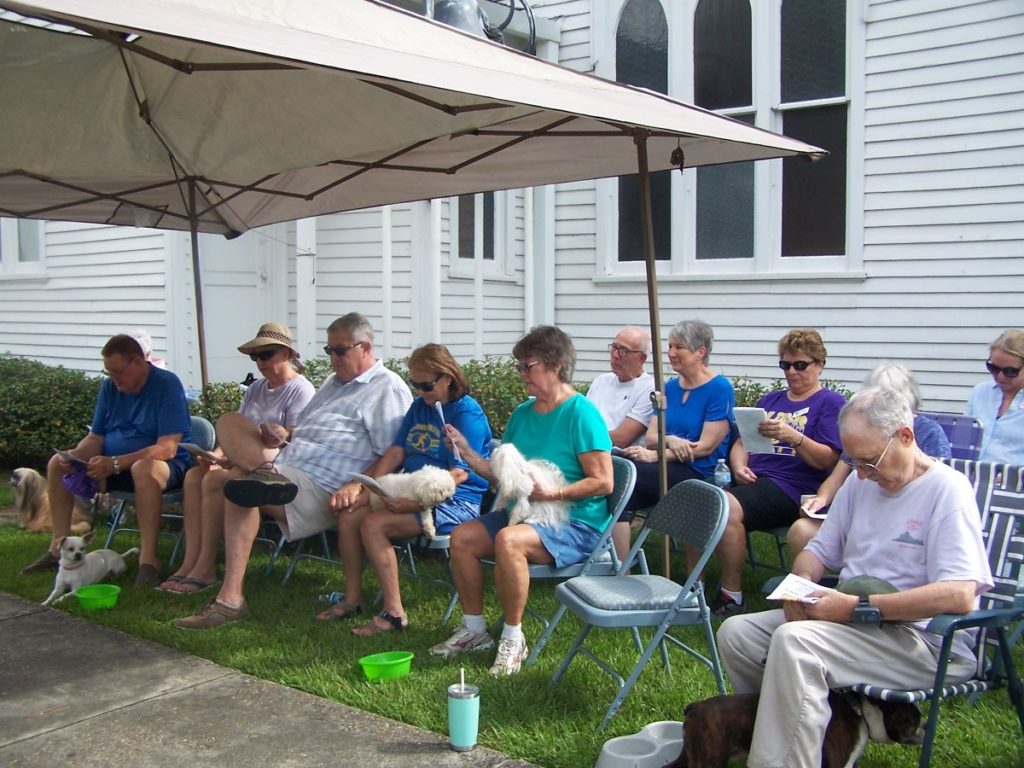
[615,0,670,262]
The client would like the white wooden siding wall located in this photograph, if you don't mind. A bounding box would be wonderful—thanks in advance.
[531,0,1024,413]
[0,221,171,374]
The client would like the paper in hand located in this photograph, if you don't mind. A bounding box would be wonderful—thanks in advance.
[53,449,88,470]
[350,472,393,499]
[766,573,821,603]
[733,407,775,454]
[434,402,462,462]
[181,443,224,464]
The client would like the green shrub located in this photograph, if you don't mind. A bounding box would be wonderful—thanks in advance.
[188,382,245,426]
[462,356,528,438]
[731,375,854,407]
[0,354,102,468]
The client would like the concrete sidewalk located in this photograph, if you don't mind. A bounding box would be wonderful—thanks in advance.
[0,593,535,768]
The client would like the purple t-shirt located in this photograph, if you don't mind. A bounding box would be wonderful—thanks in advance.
[747,387,845,503]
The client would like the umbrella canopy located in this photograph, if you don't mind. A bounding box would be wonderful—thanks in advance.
[0,0,824,236]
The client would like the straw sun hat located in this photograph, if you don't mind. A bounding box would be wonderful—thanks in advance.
[237,322,300,356]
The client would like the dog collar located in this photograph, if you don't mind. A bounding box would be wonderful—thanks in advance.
[62,560,86,571]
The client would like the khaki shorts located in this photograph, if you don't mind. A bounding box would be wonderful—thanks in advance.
[273,464,335,541]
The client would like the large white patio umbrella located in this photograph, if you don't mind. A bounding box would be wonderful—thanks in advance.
[1,0,825,565]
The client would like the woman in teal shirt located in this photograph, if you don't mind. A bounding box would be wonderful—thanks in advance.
[438,325,613,676]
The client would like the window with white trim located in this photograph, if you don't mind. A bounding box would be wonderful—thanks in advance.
[593,0,858,277]
[448,190,515,277]
[0,217,45,275]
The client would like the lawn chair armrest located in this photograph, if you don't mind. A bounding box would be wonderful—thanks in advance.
[925,606,1024,636]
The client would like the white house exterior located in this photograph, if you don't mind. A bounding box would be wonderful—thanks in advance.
[1,0,1021,412]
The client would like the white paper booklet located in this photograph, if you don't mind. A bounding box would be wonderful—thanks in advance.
[53,449,88,470]
[733,407,775,454]
[181,442,224,464]
[350,472,393,499]
[765,573,822,604]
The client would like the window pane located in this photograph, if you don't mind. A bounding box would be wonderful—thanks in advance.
[18,220,40,263]
[696,165,754,260]
[482,192,494,261]
[616,0,670,262]
[781,0,845,102]
[782,105,847,257]
[457,193,495,260]
[694,0,752,110]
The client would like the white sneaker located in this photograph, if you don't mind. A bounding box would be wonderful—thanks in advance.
[429,626,495,658]
[489,635,528,676]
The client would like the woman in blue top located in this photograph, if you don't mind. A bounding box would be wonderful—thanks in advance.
[965,328,1024,465]
[329,344,492,635]
[616,320,735,559]
[437,325,614,676]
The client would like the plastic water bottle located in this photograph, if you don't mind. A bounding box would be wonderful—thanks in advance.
[318,591,344,604]
[714,458,732,490]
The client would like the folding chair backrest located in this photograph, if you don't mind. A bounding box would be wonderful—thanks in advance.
[190,415,216,452]
[922,412,984,460]
[635,479,728,586]
[941,458,1024,675]
[607,455,637,528]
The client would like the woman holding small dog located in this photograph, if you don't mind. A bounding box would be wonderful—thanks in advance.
[323,343,493,636]
[438,325,614,676]
[158,322,314,593]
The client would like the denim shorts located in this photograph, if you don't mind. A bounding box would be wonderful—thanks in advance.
[476,508,602,569]
[416,496,480,535]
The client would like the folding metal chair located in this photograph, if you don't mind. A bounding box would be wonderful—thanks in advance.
[847,459,1024,767]
[550,478,729,730]
[104,415,215,565]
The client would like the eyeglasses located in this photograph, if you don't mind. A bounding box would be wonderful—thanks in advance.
[103,358,138,377]
[778,360,815,372]
[986,360,1021,379]
[410,375,442,392]
[608,343,643,357]
[844,436,895,476]
[249,350,278,362]
[516,360,542,374]
[323,342,365,357]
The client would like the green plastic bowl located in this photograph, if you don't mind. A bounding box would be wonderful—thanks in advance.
[358,650,413,682]
[75,584,121,611]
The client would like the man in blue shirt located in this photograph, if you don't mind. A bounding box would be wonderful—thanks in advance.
[21,334,191,587]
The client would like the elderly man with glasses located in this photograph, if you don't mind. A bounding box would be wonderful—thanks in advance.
[175,312,412,629]
[21,334,191,587]
[717,386,992,768]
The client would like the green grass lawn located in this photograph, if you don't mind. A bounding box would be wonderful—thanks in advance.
[1,521,1020,768]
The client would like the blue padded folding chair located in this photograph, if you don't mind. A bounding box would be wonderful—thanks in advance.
[918,412,984,461]
[847,459,1024,767]
[550,478,729,730]
[104,415,215,565]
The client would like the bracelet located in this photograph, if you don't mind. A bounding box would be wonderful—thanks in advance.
[793,434,805,448]
[558,487,566,501]
[112,456,121,474]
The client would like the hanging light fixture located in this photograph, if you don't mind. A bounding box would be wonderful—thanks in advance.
[422,0,535,53]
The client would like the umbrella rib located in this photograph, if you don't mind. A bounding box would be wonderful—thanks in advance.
[363,80,512,115]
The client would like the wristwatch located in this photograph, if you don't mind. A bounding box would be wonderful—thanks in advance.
[852,594,882,626]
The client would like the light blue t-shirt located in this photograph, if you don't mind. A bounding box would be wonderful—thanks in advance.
[502,393,613,531]
[965,381,1024,465]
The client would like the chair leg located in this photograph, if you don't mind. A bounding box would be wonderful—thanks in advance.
[917,638,957,768]
[526,604,568,666]
[599,625,672,731]
[996,628,1024,734]
[104,500,127,549]
[281,537,311,584]
[550,624,595,684]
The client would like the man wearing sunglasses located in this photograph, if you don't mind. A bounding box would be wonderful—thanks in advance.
[21,334,191,586]
[175,313,412,629]
[965,328,1024,465]
[719,387,992,768]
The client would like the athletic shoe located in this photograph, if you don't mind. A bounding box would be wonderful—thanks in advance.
[489,635,528,676]
[224,469,297,507]
[429,626,494,658]
[709,592,745,618]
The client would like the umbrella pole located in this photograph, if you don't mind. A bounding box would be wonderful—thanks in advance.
[188,180,210,390]
[633,131,669,578]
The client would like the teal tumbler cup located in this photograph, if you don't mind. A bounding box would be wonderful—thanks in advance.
[447,683,480,751]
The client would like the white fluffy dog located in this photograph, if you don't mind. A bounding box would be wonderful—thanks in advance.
[369,465,457,539]
[490,443,570,527]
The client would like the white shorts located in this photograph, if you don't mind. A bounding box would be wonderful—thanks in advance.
[273,464,335,541]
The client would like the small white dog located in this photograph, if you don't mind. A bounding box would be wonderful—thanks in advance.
[42,531,138,606]
[369,465,457,540]
[490,443,570,527]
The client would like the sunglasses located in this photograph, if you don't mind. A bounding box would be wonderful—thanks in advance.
[985,360,1021,379]
[843,435,895,476]
[778,360,815,372]
[249,350,278,362]
[516,360,542,374]
[410,375,441,392]
[323,342,365,357]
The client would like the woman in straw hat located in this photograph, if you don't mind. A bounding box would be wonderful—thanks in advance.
[158,322,315,593]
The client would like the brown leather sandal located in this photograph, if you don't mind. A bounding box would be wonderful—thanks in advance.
[315,602,363,621]
[351,610,407,637]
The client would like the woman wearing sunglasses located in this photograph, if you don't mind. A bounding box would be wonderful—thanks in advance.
[712,328,846,617]
[327,343,492,635]
[158,322,314,593]
[965,328,1024,465]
